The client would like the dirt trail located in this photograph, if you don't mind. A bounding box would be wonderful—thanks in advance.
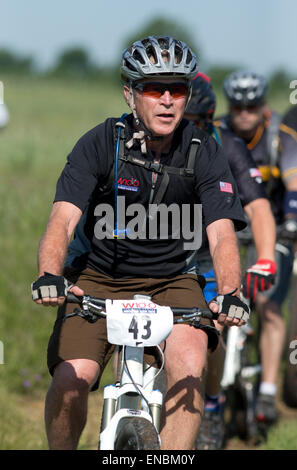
[18,387,297,450]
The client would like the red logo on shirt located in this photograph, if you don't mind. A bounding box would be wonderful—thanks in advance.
[117,177,140,192]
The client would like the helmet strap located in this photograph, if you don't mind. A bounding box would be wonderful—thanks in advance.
[126,84,169,153]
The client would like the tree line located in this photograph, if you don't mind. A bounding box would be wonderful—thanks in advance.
[0,17,293,94]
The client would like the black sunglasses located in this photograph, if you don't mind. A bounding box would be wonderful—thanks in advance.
[133,82,190,99]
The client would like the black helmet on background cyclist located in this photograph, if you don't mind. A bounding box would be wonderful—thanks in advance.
[184,72,216,131]
[223,71,268,107]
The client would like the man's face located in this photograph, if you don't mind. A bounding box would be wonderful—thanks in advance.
[124,79,190,137]
[230,104,265,135]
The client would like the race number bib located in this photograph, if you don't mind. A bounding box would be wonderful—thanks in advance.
[106,299,173,347]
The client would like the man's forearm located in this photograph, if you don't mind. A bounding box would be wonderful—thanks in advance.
[245,199,276,261]
[38,222,70,277]
[210,232,242,296]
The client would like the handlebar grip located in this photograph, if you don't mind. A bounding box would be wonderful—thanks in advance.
[203,310,218,320]
[67,293,83,304]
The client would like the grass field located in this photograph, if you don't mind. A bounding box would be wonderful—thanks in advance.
[0,73,296,450]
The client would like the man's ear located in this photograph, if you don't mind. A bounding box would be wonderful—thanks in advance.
[123,85,130,106]
[123,84,137,110]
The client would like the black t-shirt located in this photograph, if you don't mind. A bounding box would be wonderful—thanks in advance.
[217,126,267,206]
[55,114,246,278]
[283,106,297,130]
[197,125,267,261]
[217,114,286,224]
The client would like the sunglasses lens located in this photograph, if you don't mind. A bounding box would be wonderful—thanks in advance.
[139,83,188,99]
[142,84,164,98]
[170,84,189,98]
[232,105,258,112]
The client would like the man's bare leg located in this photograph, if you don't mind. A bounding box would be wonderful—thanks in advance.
[160,325,208,450]
[257,297,285,386]
[205,323,225,396]
[45,359,100,450]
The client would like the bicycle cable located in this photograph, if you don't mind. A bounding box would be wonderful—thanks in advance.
[142,344,165,391]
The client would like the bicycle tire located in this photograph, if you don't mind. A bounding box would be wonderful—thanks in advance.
[114,417,160,450]
[283,276,297,407]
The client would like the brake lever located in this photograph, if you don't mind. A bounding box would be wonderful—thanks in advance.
[63,307,99,323]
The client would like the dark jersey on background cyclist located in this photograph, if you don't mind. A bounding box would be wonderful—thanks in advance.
[31,36,249,451]
[283,105,297,131]
[281,105,297,240]
[216,70,297,425]
[184,72,276,449]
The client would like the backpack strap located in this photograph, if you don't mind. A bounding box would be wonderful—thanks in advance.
[265,112,281,198]
[99,117,127,193]
[150,135,204,205]
[100,120,205,206]
[266,112,281,168]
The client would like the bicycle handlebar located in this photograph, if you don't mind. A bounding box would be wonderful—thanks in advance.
[66,293,217,322]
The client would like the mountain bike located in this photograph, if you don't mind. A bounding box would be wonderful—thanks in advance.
[66,292,216,450]
[220,296,260,441]
[222,232,296,440]
[203,274,260,442]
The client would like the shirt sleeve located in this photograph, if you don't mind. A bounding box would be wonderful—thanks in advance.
[195,134,246,231]
[54,122,110,212]
[279,124,297,184]
[223,133,267,207]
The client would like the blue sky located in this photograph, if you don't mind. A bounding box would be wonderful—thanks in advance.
[1,0,296,77]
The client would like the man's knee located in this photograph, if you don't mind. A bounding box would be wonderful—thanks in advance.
[257,297,283,320]
[165,328,208,380]
[51,359,100,396]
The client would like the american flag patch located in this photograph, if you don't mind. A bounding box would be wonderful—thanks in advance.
[220,181,233,193]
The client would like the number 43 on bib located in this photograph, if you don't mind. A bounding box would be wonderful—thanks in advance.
[106,299,173,347]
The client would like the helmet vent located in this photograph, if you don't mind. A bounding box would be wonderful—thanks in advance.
[146,45,158,65]
[186,50,193,65]
[158,37,169,50]
[161,50,170,64]
[174,44,183,64]
[133,49,145,65]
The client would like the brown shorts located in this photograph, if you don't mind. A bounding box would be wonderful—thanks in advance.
[47,268,219,386]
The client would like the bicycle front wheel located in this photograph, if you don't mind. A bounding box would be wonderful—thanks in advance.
[114,417,160,450]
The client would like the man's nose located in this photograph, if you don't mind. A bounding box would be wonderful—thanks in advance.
[160,90,174,105]
[239,109,250,117]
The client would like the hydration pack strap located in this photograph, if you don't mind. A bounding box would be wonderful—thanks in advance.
[118,137,202,175]
[266,113,281,168]
[150,137,202,205]
[102,121,204,205]
[265,112,281,198]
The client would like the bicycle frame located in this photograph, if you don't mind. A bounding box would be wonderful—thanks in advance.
[221,322,261,388]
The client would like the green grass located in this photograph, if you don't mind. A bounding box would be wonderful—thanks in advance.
[0,73,295,449]
[259,421,297,450]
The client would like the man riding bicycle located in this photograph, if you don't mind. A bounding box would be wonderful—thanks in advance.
[216,71,297,425]
[184,73,277,449]
[31,36,249,450]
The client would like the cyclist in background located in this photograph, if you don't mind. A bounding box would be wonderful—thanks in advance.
[283,105,297,131]
[217,71,297,426]
[184,73,277,449]
[31,37,249,450]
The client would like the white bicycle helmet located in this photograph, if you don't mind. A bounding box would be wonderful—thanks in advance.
[121,36,198,82]
[223,71,268,106]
